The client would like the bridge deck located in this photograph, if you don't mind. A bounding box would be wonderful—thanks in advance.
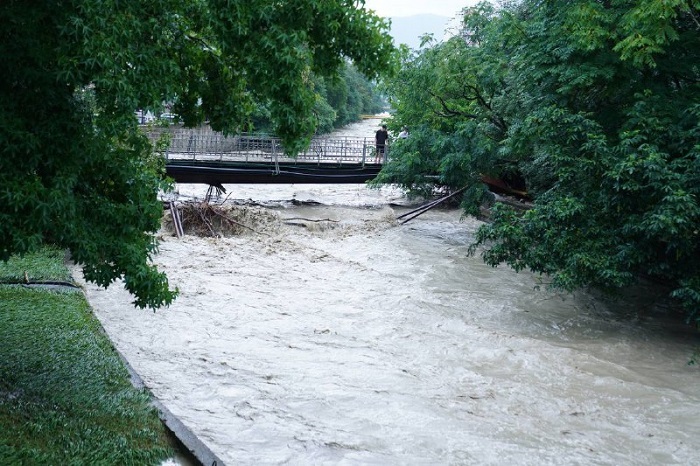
[158,129,386,184]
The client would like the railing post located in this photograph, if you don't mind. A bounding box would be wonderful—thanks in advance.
[187,134,195,160]
[362,140,366,168]
[273,139,280,175]
[339,139,344,167]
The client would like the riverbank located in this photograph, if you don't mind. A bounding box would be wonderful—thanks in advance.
[0,247,188,465]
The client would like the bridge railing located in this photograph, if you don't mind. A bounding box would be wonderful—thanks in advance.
[155,128,387,165]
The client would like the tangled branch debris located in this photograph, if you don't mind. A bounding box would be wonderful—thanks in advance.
[163,202,280,237]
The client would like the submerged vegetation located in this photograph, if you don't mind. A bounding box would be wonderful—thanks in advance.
[379,1,700,321]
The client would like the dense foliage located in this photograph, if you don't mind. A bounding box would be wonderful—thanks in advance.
[1,0,394,308]
[252,63,386,134]
[380,1,700,319]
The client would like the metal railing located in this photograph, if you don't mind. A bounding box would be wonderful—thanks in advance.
[152,128,388,166]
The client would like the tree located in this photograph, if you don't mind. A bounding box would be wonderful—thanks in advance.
[376,3,510,206]
[0,0,394,308]
[250,62,386,134]
[380,1,700,320]
[318,63,386,129]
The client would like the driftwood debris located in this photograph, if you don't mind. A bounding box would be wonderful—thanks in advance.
[169,202,184,238]
[205,183,227,202]
[167,202,279,237]
[283,217,339,223]
[398,187,468,225]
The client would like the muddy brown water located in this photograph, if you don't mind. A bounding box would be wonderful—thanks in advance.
[78,118,700,465]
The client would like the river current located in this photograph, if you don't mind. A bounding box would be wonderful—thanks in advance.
[77,118,700,465]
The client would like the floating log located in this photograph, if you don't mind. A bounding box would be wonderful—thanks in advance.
[399,186,468,225]
[169,202,184,238]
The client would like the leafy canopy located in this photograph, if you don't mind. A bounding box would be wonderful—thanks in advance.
[1,0,395,308]
[380,0,700,319]
[252,62,387,135]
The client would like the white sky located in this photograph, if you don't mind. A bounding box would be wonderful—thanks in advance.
[362,0,481,18]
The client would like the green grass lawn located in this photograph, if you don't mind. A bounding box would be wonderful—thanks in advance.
[0,245,73,283]
[0,247,177,464]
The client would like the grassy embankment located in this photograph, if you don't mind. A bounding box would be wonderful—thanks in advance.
[0,246,176,464]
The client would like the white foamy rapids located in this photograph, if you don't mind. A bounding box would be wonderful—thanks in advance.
[77,199,700,465]
[167,183,410,210]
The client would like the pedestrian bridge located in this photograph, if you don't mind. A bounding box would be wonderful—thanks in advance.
[158,128,387,184]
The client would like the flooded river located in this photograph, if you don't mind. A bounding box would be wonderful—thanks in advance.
[77,118,700,465]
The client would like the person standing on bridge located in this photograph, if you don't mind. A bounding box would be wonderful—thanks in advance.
[375,124,389,163]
